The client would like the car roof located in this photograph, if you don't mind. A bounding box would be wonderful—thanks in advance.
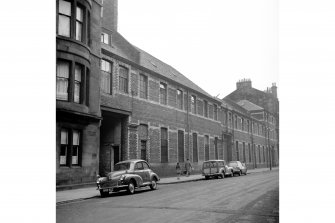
[203,160,226,162]
[116,159,147,164]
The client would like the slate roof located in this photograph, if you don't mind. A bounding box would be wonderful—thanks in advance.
[134,46,217,101]
[102,30,219,102]
[237,100,264,111]
[222,98,249,115]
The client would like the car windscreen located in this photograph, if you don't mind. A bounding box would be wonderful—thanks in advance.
[114,162,130,171]
[203,162,216,168]
[228,162,237,167]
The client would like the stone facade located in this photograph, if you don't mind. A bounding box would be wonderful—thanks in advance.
[56,0,103,186]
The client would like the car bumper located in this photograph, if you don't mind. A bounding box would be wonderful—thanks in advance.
[97,180,128,191]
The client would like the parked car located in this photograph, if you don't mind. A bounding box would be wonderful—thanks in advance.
[96,159,160,197]
[202,160,234,180]
[228,161,247,176]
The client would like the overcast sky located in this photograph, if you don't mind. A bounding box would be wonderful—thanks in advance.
[118,0,279,98]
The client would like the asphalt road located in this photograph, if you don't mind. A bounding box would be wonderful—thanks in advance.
[57,170,279,223]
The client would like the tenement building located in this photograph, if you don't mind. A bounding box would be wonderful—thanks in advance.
[56,0,103,186]
[56,0,279,187]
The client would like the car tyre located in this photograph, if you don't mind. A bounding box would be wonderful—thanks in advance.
[205,176,209,180]
[150,179,157,190]
[221,172,225,179]
[127,181,135,194]
[99,189,108,197]
[231,171,234,177]
[239,170,242,176]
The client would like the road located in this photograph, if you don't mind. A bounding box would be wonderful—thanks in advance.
[57,170,279,223]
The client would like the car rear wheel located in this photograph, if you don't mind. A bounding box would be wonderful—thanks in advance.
[127,181,135,194]
[99,189,109,197]
[221,172,225,179]
[150,179,157,190]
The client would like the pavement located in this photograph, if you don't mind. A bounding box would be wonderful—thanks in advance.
[56,167,278,204]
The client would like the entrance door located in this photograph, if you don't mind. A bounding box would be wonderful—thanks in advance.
[113,145,120,166]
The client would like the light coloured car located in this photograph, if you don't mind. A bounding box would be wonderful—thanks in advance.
[96,159,160,197]
[202,160,234,180]
[228,161,247,176]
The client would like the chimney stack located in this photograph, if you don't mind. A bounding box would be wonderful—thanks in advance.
[236,78,252,90]
[271,83,277,98]
[102,0,118,31]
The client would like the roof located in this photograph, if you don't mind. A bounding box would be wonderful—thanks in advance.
[134,46,217,101]
[222,98,249,115]
[237,100,264,111]
[101,30,221,103]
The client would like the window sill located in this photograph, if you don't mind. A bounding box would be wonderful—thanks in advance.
[59,165,82,169]
[57,35,91,52]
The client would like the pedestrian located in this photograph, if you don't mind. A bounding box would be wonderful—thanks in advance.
[185,159,193,177]
[176,162,181,180]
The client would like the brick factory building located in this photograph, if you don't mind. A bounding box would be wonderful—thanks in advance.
[56,0,279,187]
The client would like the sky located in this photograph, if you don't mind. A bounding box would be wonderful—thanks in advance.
[118,0,278,98]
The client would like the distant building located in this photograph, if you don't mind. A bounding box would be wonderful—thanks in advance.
[225,79,279,167]
[56,0,279,187]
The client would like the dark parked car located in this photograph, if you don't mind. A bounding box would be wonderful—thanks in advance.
[96,159,160,197]
[228,161,247,176]
[202,160,234,180]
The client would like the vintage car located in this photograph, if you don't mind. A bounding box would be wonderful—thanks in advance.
[202,160,234,180]
[96,159,160,197]
[228,161,247,176]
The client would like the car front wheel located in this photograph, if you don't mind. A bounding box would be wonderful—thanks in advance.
[99,189,109,197]
[127,181,135,194]
[150,179,157,190]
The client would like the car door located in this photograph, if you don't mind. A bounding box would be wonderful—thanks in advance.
[210,161,217,174]
[141,161,151,183]
[134,162,145,185]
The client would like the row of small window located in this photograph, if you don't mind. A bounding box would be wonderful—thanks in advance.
[235,142,268,164]
[266,114,276,125]
[102,59,219,120]
[190,95,219,121]
[59,129,81,166]
[230,114,274,137]
[56,60,89,104]
[160,128,219,163]
[57,0,90,44]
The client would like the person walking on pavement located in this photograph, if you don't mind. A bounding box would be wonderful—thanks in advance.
[176,162,181,180]
[185,159,193,177]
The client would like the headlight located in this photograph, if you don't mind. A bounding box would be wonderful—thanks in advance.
[120,175,126,181]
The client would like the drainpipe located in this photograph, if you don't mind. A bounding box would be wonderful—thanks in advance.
[186,89,190,161]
